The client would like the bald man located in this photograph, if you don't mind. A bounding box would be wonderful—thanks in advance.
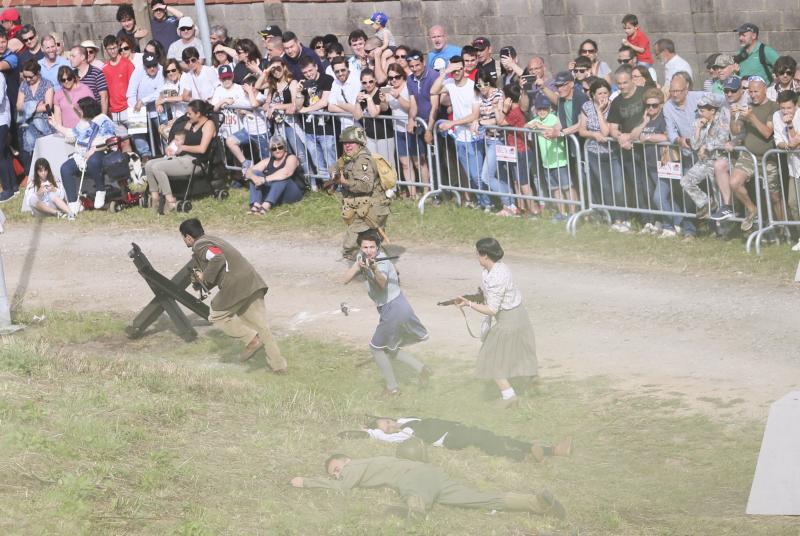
[426,25,461,69]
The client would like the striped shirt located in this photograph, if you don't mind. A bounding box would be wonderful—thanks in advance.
[79,65,108,102]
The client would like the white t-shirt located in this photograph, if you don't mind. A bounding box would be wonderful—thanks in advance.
[772,108,800,177]
[179,66,220,101]
[160,80,187,118]
[443,77,478,142]
[387,84,410,129]
[211,83,249,137]
[328,76,362,129]
[167,37,205,62]
[664,54,693,87]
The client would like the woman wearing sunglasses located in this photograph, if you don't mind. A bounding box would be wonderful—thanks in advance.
[577,39,611,84]
[156,58,187,141]
[766,56,800,101]
[16,59,54,171]
[52,65,95,129]
[243,134,305,214]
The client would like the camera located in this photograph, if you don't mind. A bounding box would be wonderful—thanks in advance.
[521,74,537,90]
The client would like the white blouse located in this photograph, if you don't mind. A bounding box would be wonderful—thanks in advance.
[481,261,522,314]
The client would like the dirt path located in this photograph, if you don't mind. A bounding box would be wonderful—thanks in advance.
[3,224,798,417]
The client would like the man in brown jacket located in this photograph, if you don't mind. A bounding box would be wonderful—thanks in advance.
[179,218,287,372]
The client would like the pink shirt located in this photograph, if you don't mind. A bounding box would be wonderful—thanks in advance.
[54,83,95,128]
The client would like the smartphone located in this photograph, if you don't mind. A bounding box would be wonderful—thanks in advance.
[379,86,393,95]
[521,74,536,90]
[499,47,513,58]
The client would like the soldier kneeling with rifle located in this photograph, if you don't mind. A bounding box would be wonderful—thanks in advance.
[326,126,391,261]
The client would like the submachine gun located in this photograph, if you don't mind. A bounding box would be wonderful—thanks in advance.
[437,288,485,307]
[125,242,210,342]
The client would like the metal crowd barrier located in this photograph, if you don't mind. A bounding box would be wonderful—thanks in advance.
[748,149,800,254]
[569,139,764,243]
[424,120,585,222]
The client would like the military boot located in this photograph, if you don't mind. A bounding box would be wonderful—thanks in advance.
[502,490,566,520]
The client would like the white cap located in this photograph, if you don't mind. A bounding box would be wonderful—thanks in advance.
[177,16,194,35]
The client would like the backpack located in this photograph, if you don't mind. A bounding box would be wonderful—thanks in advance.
[371,153,397,191]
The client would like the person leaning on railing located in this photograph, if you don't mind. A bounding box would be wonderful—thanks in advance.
[770,89,799,245]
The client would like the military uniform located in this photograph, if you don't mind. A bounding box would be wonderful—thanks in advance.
[191,234,287,372]
[332,127,391,260]
[302,456,564,517]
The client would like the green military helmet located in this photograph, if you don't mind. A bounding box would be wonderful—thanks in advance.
[396,437,429,462]
[340,125,368,146]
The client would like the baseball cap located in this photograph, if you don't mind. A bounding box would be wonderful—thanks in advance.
[143,54,159,68]
[218,64,234,80]
[259,25,282,38]
[735,22,759,35]
[534,93,551,109]
[80,40,100,51]
[713,54,735,68]
[697,94,724,109]
[363,12,388,26]
[554,71,574,86]
[177,16,194,31]
[722,75,742,91]
[472,37,490,50]
[0,8,20,22]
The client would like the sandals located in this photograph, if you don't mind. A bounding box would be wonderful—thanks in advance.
[249,204,263,215]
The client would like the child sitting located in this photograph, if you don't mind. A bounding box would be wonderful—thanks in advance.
[363,12,395,49]
[24,158,73,220]
[621,14,654,67]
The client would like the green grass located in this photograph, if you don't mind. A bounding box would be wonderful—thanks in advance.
[6,189,798,282]
[0,311,796,535]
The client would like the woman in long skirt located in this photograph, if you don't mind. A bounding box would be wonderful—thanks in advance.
[455,237,538,407]
[343,229,431,396]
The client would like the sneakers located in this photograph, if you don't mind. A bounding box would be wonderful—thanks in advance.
[0,190,17,203]
[710,205,734,221]
[94,190,106,209]
[640,222,658,235]
[463,200,476,209]
[741,208,757,232]
[496,205,521,217]
[483,205,493,213]
[659,228,677,238]
[792,239,800,252]
[551,212,567,222]
[610,221,631,233]
[241,159,253,176]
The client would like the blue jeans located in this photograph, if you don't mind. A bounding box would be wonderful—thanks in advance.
[249,178,304,207]
[481,138,513,207]
[587,150,625,221]
[455,139,489,207]
[283,121,311,175]
[620,147,653,224]
[308,133,336,179]
[132,134,152,157]
[60,152,105,202]
[232,129,269,163]
[0,125,16,196]
[644,157,679,231]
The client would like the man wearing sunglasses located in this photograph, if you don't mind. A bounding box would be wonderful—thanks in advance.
[179,47,219,102]
[326,57,361,129]
[167,16,204,68]
[734,22,778,83]
[102,35,136,138]
[70,45,109,115]
[766,56,800,102]
[15,25,42,67]
[150,0,183,52]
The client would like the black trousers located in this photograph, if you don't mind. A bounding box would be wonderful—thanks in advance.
[440,424,532,461]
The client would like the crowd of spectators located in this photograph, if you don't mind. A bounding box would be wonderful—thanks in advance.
[1,4,799,249]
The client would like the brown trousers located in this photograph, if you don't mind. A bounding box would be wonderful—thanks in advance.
[209,292,287,371]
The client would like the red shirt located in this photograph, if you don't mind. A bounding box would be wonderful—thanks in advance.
[103,57,135,113]
[627,28,653,65]
[7,24,21,40]
[504,105,528,152]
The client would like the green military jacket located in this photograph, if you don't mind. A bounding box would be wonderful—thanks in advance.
[303,456,441,494]
[341,148,379,197]
[191,234,268,311]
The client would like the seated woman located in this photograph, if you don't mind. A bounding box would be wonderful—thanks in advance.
[243,134,305,214]
[23,158,72,219]
[50,96,116,212]
[144,99,218,214]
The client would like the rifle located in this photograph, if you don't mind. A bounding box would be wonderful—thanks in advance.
[437,288,485,306]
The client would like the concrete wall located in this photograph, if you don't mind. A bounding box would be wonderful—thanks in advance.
[16,0,800,86]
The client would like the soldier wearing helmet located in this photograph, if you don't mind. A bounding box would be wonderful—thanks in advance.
[329,125,391,260]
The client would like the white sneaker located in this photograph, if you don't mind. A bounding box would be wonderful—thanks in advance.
[94,190,106,209]
[792,239,800,252]
[67,212,76,221]
[611,221,631,233]
[68,201,82,214]
[640,222,658,235]
[659,228,677,238]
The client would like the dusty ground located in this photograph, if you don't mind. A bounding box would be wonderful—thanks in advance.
[3,224,798,418]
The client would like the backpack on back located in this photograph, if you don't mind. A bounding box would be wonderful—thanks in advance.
[371,153,397,192]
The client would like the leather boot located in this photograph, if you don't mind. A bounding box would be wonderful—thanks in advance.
[502,490,566,520]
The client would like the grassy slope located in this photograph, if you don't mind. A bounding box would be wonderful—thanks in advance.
[0,311,796,535]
